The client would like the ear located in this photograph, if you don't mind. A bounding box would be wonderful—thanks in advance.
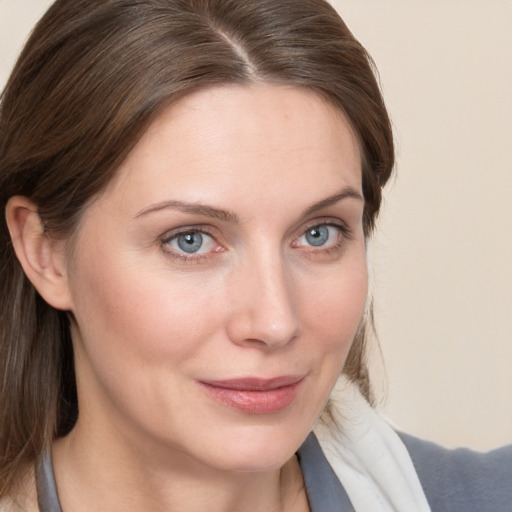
[5,196,73,310]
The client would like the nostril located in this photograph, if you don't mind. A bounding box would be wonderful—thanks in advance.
[226,302,300,349]
[225,256,300,348]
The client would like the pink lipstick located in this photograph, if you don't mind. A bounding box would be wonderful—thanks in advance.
[199,375,304,414]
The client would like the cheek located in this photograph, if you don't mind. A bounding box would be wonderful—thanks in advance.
[290,250,368,424]
[68,245,223,372]
[298,253,368,353]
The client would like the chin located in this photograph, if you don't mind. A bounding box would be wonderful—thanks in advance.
[187,422,310,473]
[207,449,295,474]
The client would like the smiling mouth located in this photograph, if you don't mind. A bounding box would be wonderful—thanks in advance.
[198,375,305,414]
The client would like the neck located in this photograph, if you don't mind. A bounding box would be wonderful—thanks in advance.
[51,422,308,512]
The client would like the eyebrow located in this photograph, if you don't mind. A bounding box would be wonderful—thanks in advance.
[134,200,239,222]
[302,186,363,217]
[133,186,363,222]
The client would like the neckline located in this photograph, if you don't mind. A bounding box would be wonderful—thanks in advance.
[35,452,62,512]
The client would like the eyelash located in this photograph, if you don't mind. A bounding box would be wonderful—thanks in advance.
[294,221,353,254]
[160,226,221,264]
[159,221,353,263]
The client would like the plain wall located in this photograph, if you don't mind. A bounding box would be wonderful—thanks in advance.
[1,0,511,450]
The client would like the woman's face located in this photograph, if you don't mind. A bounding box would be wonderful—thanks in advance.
[65,84,367,472]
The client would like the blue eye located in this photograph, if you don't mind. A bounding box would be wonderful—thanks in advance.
[305,226,330,246]
[297,224,341,248]
[176,232,203,253]
[165,231,216,255]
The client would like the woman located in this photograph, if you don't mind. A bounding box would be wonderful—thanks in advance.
[0,1,510,511]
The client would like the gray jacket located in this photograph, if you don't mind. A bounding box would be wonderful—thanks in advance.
[298,433,512,512]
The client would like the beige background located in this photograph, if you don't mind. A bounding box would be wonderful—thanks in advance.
[1,1,511,450]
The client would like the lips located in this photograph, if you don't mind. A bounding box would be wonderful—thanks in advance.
[199,375,305,414]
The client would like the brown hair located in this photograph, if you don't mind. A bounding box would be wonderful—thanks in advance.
[0,0,393,496]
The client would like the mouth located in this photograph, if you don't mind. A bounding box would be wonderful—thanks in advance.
[198,375,306,414]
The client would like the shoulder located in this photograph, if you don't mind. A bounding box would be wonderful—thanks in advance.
[399,432,512,512]
[0,465,39,512]
[0,494,39,512]
[0,494,38,512]
[0,497,18,512]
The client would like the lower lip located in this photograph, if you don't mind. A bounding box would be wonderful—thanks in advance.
[199,381,302,414]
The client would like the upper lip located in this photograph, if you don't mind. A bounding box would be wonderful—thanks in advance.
[200,375,306,391]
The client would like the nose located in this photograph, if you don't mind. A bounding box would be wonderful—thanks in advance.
[225,252,300,349]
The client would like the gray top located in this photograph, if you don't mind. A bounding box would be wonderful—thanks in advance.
[297,433,355,511]
[399,432,512,512]
[36,433,512,512]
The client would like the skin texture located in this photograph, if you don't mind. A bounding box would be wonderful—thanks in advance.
[8,84,367,511]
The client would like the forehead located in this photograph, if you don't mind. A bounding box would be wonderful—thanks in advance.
[143,83,359,163]
[96,84,362,217]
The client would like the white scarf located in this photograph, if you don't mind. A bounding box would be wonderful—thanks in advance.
[314,377,432,512]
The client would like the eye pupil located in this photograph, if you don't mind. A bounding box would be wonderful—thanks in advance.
[305,226,329,246]
[177,232,203,253]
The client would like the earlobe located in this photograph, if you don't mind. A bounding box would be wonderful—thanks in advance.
[5,196,73,311]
